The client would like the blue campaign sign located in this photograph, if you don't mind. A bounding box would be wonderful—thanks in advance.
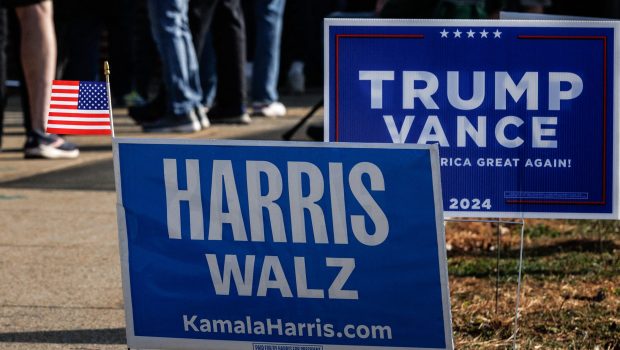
[325,19,620,219]
[113,139,452,350]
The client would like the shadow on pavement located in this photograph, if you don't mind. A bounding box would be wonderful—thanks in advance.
[0,328,125,344]
[0,159,115,192]
[0,122,321,191]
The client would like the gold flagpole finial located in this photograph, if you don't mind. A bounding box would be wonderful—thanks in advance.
[103,61,115,137]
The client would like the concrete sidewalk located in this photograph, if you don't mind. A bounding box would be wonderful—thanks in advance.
[0,93,324,349]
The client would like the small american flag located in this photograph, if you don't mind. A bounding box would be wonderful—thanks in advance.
[46,80,112,135]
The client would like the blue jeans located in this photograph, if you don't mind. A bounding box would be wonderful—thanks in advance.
[148,0,202,115]
[251,0,285,104]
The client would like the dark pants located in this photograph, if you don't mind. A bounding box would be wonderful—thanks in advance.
[55,0,135,99]
[189,0,246,115]
[0,9,6,149]
[280,0,333,88]
[0,8,32,150]
[56,16,101,81]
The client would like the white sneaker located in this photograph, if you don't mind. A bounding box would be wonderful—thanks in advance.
[24,131,80,159]
[252,101,286,118]
[195,106,211,129]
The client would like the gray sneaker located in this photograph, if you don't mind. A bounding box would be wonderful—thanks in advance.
[142,110,201,133]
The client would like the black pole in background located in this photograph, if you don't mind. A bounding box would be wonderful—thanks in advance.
[282,98,323,141]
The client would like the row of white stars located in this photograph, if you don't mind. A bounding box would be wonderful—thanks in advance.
[440,28,502,38]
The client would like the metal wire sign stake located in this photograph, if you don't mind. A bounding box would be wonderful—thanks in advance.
[445,217,527,349]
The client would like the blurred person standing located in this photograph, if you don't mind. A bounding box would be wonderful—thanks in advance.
[141,0,207,133]
[0,10,29,151]
[518,0,550,13]
[0,8,6,149]
[1,0,79,158]
[502,0,551,14]
[244,0,287,118]
[190,0,251,124]
[280,0,339,93]
[54,0,140,108]
[379,0,487,18]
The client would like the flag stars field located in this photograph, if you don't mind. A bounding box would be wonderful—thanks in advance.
[77,83,109,110]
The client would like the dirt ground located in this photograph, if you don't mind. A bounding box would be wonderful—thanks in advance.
[446,220,619,349]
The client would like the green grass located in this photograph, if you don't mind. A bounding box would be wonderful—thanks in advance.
[449,251,619,280]
[525,223,564,238]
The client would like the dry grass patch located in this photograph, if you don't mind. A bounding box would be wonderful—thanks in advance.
[445,220,619,349]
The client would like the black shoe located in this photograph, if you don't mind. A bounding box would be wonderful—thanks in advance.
[142,110,201,133]
[306,125,324,141]
[128,93,166,125]
[209,113,251,125]
[208,106,252,125]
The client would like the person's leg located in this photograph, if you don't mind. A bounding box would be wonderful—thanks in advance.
[241,0,255,62]
[126,0,168,125]
[251,0,285,105]
[60,16,102,81]
[8,10,32,134]
[147,0,202,117]
[142,0,204,132]
[15,1,79,158]
[134,0,160,100]
[199,33,217,108]
[0,8,6,150]
[209,0,250,123]
[279,0,309,94]
[106,0,135,104]
[188,0,217,123]
[188,0,216,55]
[14,0,55,132]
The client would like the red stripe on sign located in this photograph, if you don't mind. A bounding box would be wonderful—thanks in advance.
[46,127,111,135]
[506,200,605,205]
[52,80,80,86]
[47,121,110,126]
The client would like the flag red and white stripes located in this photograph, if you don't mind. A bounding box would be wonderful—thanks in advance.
[46,80,112,135]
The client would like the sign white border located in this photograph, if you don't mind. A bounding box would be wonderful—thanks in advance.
[113,138,453,350]
[323,18,620,219]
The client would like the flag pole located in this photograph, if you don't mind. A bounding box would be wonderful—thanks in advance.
[104,61,115,138]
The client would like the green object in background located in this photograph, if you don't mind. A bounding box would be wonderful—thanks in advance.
[437,0,487,19]
[380,0,489,19]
